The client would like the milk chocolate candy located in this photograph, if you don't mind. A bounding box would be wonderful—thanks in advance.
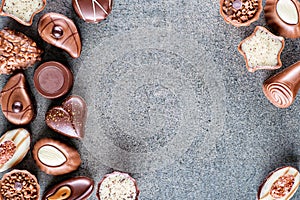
[34,61,73,99]
[0,29,43,75]
[263,61,300,108]
[73,0,113,23]
[32,138,81,175]
[0,0,46,26]
[38,13,81,58]
[265,0,300,38]
[1,73,34,125]
[0,169,40,200]
[42,176,94,200]
[257,166,300,200]
[0,128,30,172]
[97,172,139,200]
[45,95,87,139]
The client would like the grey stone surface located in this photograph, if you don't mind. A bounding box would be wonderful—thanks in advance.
[0,0,300,199]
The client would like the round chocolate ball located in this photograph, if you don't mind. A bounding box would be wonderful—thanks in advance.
[34,61,73,99]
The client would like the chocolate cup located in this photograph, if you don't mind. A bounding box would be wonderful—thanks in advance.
[265,0,300,38]
[220,0,263,27]
[263,61,300,108]
[34,61,73,99]
[0,0,46,26]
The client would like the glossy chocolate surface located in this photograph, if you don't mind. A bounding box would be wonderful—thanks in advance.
[38,12,81,58]
[32,138,81,175]
[265,0,300,38]
[43,176,94,200]
[73,0,113,23]
[45,95,87,139]
[263,61,300,108]
[0,73,34,125]
[34,61,73,99]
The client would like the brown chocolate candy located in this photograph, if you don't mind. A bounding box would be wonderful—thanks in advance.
[265,0,300,38]
[34,61,73,99]
[97,172,139,200]
[45,95,87,139]
[0,0,46,26]
[1,73,34,125]
[43,176,94,200]
[0,29,43,75]
[32,138,81,175]
[263,61,300,108]
[38,13,81,58]
[0,169,40,200]
[73,0,113,23]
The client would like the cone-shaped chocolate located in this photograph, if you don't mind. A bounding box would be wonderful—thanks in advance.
[263,61,300,108]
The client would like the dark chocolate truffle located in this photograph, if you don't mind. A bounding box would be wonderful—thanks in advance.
[73,0,113,23]
[34,61,73,99]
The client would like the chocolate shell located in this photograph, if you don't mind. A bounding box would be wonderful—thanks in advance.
[257,166,300,200]
[265,0,300,38]
[97,172,139,200]
[45,95,87,139]
[263,61,300,108]
[0,73,35,125]
[38,12,81,58]
[238,26,285,72]
[0,0,46,26]
[0,169,40,200]
[43,176,94,200]
[32,138,81,175]
[0,128,30,172]
[72,0,113,23]
[220,0,263,27]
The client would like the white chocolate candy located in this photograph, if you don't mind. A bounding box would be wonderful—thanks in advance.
[276,0,299,25]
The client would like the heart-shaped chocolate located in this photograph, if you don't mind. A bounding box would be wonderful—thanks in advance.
[45,95,87,139]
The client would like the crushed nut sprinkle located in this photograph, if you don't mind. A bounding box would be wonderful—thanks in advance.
[0,171,39,200]
[270,174,295,198]
[0,140,16,165]
[222,0,259,23]
[0,29,43,75]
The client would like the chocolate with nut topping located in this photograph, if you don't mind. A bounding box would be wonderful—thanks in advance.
[0,29,43,75]
[220,0,262,27]
[0,169,40,200]
[43,176,94,200]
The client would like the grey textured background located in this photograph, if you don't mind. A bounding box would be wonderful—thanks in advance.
[0,0,300,199]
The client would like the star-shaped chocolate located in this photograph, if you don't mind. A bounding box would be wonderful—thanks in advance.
[238,26,285,72]
[0,0,46,26]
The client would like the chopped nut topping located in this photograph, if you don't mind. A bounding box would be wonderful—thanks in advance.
[0,140,16,165]
[270,174,295,198]
[0,29,43,75]
[222,0,259,23]
[0,170,39,200]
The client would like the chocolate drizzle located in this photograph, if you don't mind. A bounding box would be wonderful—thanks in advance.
[38,13,81,58]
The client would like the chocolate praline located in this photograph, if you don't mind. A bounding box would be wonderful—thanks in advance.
[34,61,73,99]
[265,0,300,38]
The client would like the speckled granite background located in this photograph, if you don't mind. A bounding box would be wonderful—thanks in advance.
[0,0,300,199]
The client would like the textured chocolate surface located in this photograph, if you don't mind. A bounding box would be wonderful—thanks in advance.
[42,176,94,200]
[34,61,73,99]
[0,29,43,75]
[0,169,40,200]
[38,13,81,58]
[265,0,300,38]
[0,0,46,26]
[0,73,34,125]
[263,61,300,108]
[32,138,81,175]
[45,95,87,139]
[73,0,113,23]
